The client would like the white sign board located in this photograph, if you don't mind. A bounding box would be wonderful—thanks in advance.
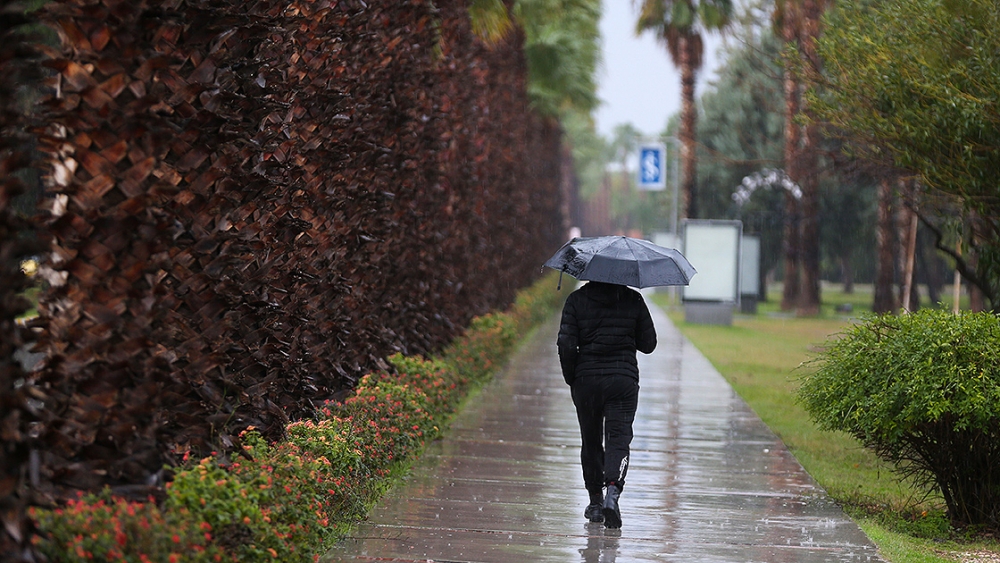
[651,231,679,252]
[741,235,761,296]
[637,143,666,191]
[682,220,742,303]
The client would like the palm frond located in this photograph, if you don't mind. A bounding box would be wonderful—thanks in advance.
[469,0,514,47]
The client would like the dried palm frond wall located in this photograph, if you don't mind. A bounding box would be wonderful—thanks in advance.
[23,0,563,499]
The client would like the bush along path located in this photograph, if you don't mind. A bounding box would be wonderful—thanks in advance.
[799,309,1000,533]
[29,273,566,563]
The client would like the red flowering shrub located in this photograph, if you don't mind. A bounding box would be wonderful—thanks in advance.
[327,378,437,470]
[380,354,464,417]
[30,493,230,563]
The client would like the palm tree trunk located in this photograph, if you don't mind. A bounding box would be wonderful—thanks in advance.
[796,122,820,315]
[780,189,800,311]
[780,5,801,311]
[796,0,823,315]
[679,34,698,220]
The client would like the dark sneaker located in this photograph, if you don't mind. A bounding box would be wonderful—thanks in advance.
[584,502,604,522]
[602,484,622,529]
[585,490,604,522]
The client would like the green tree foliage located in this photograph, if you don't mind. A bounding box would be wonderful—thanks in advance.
[469,0,601,117]
[693,5,878,289]
[696,21,784,282]
[799,309,1000,530]
[517,0,601,117]
[819,177,875,288]
[697,19,785,214]
[469,0,517,46]
[560,109,608,201]
[812,0,1000,307]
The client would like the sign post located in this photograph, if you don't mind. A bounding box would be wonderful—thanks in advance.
[637,143,667,191]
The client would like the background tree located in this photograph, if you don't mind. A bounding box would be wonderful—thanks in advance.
[772,0,802,309]
[635,0,734,220]
[560,108,608,232]
[791,0,826,315]
[818,173,875,294]
[517,0,601,118]
[695,8,785,293]
[607,123,642,232]
[811,0,1000,311]
[693,1,879,302]
[772,0,829,314]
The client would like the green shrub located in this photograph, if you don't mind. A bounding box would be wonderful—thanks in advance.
[443,312,518,382]
[799,309,1000,530]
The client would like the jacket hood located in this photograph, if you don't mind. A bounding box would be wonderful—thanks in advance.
[582,281,630,304]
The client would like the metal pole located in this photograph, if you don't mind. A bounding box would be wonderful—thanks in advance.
[665,136,681,305]
[671,137,679,238]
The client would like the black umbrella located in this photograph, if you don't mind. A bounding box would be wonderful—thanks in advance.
[544,236,697,289]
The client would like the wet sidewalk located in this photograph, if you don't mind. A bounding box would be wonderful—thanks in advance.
[323,302,883,562]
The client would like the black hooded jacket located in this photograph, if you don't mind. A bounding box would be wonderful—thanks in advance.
[557,282,657,385]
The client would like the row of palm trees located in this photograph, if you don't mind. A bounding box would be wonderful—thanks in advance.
[635,0,825,314]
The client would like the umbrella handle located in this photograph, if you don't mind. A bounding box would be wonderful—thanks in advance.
[557,270,563,291]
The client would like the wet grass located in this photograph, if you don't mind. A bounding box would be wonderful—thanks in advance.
[651,287,997,563]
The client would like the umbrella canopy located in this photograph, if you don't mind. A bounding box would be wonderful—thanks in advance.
[544,236,697,289]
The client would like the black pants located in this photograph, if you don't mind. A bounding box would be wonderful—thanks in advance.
[570,374,639,494]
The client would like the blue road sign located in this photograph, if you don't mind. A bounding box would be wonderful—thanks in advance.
[638,143,666,191]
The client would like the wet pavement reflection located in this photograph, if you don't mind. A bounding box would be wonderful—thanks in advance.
[323,302,883,562]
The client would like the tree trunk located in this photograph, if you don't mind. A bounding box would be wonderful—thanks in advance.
[759,265,769,302]
[874,178,898,313]
[918,228,941,305]
[900,201,919,312]
[780,194,800,311]
[796,123,820,316]
[679,34,698,220]
[796,0,822,316]
[780,4,801,311]
[841,251,855,294]
[953,239,963,313]
[968,243,986,312]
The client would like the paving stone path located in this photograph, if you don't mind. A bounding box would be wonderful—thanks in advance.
[323,301,883,562]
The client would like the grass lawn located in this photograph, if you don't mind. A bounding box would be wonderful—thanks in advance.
[651,286,998,563]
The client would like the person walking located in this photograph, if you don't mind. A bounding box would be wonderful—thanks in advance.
[556,281,656,529]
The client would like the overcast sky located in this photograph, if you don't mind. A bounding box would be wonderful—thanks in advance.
[594,1,726,140]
